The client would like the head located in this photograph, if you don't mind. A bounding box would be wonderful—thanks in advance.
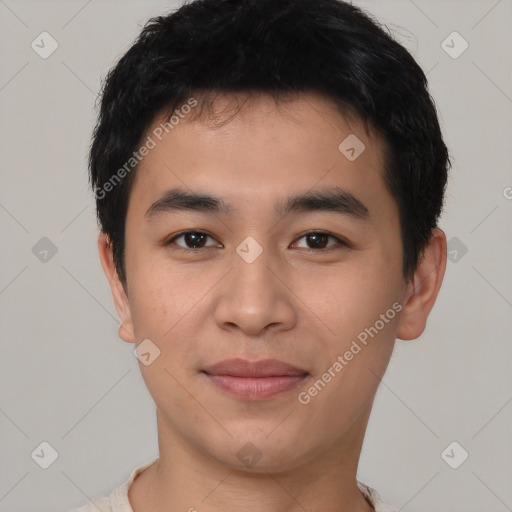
[92,0,448,472]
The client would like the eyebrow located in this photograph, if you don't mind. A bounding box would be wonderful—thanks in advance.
[145,186,370,221]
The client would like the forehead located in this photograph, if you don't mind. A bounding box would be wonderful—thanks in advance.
[128,91,393,223]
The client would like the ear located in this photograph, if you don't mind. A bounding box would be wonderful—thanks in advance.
[97,232,135,343]
[396,228,447,341]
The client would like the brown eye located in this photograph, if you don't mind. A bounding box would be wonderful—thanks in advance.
[181,232,207,248]
[306,232,329,249]
[293,231,346,250]
[166,230,220,250]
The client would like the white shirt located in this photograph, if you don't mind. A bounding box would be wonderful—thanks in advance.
[68,457,399,512]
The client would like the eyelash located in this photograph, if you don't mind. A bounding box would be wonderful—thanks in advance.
[164,230,348,253]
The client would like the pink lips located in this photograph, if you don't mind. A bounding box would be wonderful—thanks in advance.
[201,358,308,399]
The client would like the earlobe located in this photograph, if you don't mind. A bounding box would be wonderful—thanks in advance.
[97,232,136,344]
[396,228,447,341]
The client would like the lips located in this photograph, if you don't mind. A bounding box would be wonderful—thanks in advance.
[202,358,308,378]
[201,358,308,399]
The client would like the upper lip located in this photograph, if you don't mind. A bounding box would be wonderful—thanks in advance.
[202,358,308,378]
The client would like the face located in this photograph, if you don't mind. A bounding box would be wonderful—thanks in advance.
[100,92,431,473]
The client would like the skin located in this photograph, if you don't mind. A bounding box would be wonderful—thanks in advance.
[98,91,446,512]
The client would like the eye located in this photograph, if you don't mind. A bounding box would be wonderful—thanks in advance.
[165,230,221,251]
[292,231,347,251]
[164,230,348,253]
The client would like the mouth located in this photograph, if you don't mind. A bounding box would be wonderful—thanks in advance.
[201,358,309,400]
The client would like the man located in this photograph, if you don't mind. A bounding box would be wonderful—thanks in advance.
[73,0,449,510]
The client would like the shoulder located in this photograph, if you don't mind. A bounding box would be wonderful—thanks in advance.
[64,457,159,512]
[357,481,399,512]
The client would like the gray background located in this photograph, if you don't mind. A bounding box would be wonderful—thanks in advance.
[1,0,511,511]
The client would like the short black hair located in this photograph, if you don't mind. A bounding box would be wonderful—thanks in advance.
[89,0,450,289]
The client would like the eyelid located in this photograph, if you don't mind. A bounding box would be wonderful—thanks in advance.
[164,229,349,252]
[291,231,349,250]
[165,230,221,250]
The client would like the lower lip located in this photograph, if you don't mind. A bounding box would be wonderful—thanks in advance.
[202,373,308,399]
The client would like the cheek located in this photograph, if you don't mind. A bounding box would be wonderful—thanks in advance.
[290,259,403,384]
[297,258,399,328]
[127,266,188,340]
[127,265,212,378]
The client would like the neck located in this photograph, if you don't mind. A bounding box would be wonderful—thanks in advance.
[129,406,374,512]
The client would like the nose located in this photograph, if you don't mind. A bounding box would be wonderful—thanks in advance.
[213,245,297,337]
